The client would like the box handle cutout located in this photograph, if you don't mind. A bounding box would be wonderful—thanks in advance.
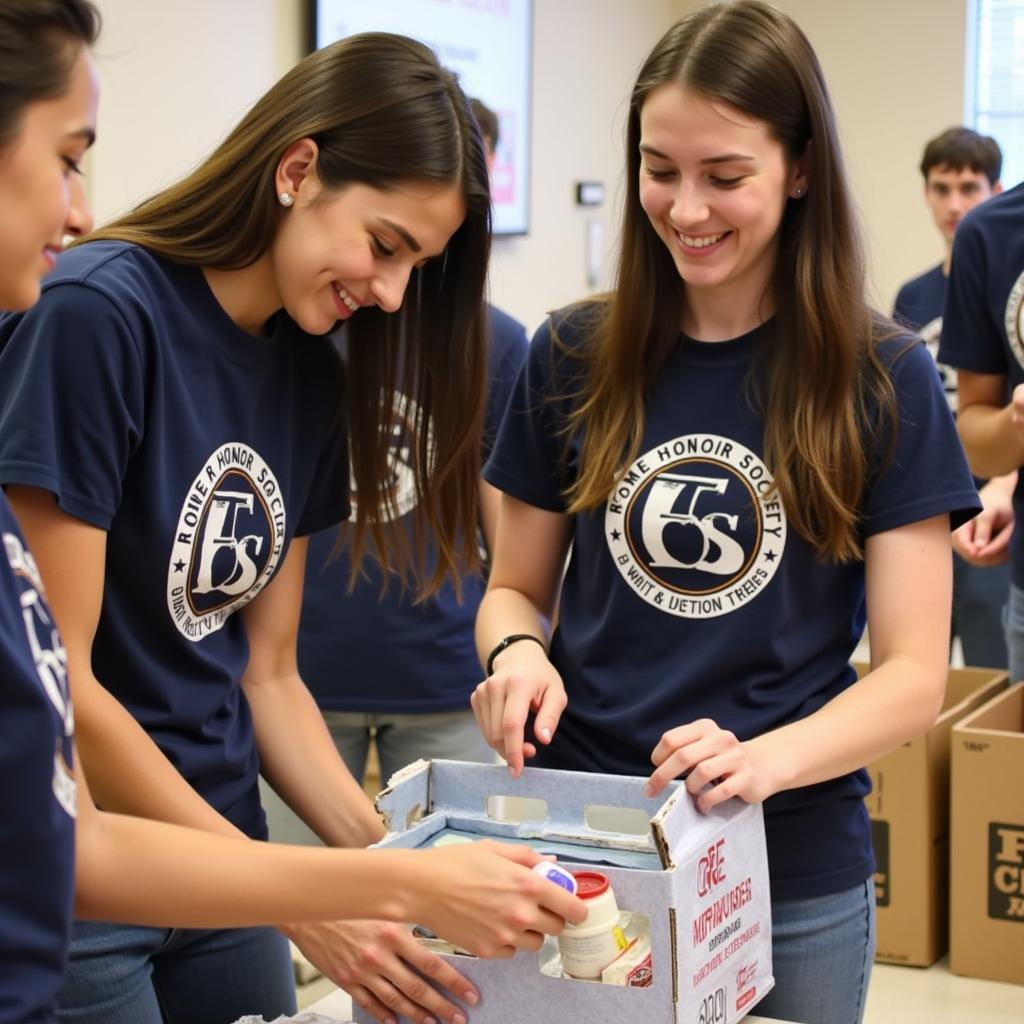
[485,795,549,823]
[584,805,651,835]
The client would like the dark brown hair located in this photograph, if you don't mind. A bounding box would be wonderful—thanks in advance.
[469,97,500,152]
[0,0,100,149]
[89,33,491,596]
[920,126,1002,185]
[565,0,898,563]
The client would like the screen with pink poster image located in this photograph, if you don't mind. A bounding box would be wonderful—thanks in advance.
[310,0,532,235]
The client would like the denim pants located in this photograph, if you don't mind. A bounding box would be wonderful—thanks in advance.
[952,553,1009,668]
[261,708,494,845]
[753,880,875,1024]
[56,920,295,1024]
[1005,581,1024,683]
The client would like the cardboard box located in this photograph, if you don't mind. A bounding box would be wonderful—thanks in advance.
[358,759,774,1024]
[859,663,1008,967]
[950,682,1024,985]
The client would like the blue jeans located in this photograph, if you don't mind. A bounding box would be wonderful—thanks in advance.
[56,921,295,1024]
[754,880,875,1024]
[261,708,494,845]
[1005,581,1024,683]
[952,553,1009,668]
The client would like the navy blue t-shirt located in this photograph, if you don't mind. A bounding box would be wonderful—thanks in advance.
[486,307,978,900]
[299,305,528,711]
[0,242,350,839]
[938,181,1024,588]
[0,496,75,1024]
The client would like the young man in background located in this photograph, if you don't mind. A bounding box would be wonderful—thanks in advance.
[894,127,1010,669]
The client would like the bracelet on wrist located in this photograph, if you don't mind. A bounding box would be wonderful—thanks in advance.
[485,633,547,676]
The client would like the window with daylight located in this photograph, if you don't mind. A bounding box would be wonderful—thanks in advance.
[967,0,1024,188]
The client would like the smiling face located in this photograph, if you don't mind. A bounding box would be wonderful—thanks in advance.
[638,83,806,334]
[924,163,998,246]
[0,45,98,310]
[267,175,466,337]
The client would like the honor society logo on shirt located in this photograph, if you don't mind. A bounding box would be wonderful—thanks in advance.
[1006,268,1024,371]
[4,529,75,816]
[348,391,428,524]
[605,433,786,619]
[166,442,286,642]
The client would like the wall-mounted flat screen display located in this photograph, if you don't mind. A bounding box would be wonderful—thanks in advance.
[311,0,532,235]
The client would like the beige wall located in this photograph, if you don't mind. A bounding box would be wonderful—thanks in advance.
[90,0,968,326]
[90,0,301,224]
[488,0,679,332]
[772,0,968,310]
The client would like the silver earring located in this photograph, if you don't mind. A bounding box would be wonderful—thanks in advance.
[793,187,805,198]
[278,192,294,207]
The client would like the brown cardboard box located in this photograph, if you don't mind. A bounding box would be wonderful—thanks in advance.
[857,663,1008,967]
[950,682,1024,985]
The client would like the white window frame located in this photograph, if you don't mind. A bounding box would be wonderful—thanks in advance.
[966,0,1024,188]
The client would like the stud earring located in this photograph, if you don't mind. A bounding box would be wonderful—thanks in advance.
[793,187,806,198]
[278,192,294,208]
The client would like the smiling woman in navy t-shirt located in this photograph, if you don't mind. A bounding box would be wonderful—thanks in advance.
[0,24,589,1024]
[472,6,979,1024]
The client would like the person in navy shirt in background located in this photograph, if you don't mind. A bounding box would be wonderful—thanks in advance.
[938,178,1024,685]
[0,24,584,1024]
[261,99,527,852]
[892,126,1010,669]
[472,4,979,1023]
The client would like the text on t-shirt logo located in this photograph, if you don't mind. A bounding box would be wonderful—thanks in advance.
[1005,268,1024,371]
[348,391,430,522]
[604,433,786,618]
[4,530,76,817]
[166,443,285,642]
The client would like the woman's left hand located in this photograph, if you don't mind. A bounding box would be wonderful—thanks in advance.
[646,719,777,812]
[283,919,479,1024]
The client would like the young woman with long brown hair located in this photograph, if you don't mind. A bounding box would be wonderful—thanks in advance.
[471,3,978,1021]
[0,19,584,1024]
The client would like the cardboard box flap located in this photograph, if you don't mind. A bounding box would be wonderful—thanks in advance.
[653,783,758,870]
[954,681,1024,733]
[375,758,431,835]
[939,668,1010,716]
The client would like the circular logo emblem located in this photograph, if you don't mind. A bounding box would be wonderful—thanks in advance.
[605,434,786,618]
[919,316,958,413]
[166,443,285,642]
[4,529,75,815]
[350,391,430,523]
[1005,268,1024,371]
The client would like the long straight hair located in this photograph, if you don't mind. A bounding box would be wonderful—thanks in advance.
[88,33,490,596]
[567,0,898,563]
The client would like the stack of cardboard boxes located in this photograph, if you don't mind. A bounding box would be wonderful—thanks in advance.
[861,662,1023,986]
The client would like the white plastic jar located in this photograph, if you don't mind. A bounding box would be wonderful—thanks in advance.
[556,870,626,979]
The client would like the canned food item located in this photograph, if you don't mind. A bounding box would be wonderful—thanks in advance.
[556,870,629,979]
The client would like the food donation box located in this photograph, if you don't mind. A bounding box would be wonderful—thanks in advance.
[354,759,774,1024]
